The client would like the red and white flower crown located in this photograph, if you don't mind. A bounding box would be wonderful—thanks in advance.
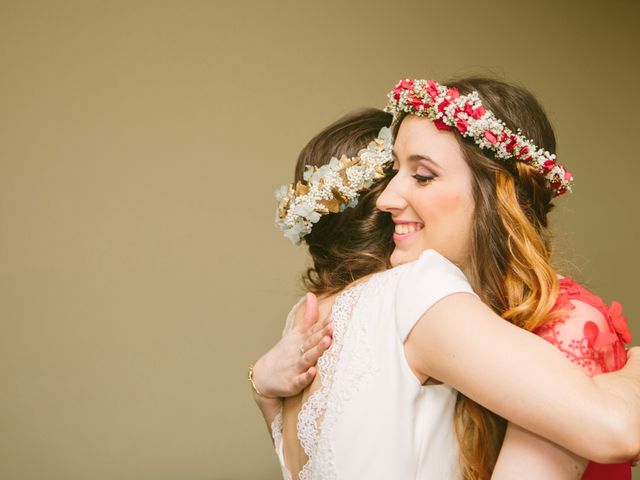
[385,78,573,196]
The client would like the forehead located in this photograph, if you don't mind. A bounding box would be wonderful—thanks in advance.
[394,115,465,167]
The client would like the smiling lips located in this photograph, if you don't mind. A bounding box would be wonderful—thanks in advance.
[393,221,424,237]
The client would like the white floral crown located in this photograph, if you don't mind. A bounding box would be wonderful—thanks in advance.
[385,78,573,196]
[275,127,393,244]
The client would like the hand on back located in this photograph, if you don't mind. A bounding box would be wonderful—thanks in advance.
[252,293,332,398]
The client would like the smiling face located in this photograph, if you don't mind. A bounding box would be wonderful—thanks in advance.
[376,115,476,269]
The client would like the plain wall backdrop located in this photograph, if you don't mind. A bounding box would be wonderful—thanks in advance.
[1,1,638,479]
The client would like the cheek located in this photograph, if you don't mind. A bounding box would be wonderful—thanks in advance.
[418,187,475,250]
[416,187,469,223]
[446,191,475,237]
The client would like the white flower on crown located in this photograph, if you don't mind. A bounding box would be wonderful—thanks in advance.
[275,126,393,244]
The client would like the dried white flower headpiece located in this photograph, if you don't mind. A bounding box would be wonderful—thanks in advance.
[275,126,393,244]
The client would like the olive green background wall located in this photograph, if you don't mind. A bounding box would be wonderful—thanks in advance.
[1,1,638,479]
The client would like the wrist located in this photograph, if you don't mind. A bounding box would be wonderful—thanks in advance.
[248,360,277,400]
[253,390,283,411]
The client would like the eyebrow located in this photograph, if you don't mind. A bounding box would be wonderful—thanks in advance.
[392,150,442,169]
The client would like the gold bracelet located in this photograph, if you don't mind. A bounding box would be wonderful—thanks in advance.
[247,363,265,397]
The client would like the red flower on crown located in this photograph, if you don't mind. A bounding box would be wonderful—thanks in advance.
[518,145,529,158]
[468,105,486,120]
[394,79,415,100]
[426,79,439,100]
[400,79,414,89]
[484,131,497,144]
[456,119,469,133]
[447,87,460,100]
[543,160,555,173]
[407,94,423,110]
[438,98,451,115]
[385,78,574,197]
[434,118,452,131]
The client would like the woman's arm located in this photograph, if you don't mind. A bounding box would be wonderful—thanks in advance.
[492,424,587,479]
[251,391,284,442]
[250,293,333,435]
[404,292,640,463]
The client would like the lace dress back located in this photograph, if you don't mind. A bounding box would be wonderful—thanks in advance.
[534,277,633,480]
[270,250,476,480]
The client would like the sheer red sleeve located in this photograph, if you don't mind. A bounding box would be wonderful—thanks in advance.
[534,278,631,376]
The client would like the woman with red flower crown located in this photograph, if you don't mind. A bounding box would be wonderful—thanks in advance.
[251,78,639,479]
[381,77,635,479]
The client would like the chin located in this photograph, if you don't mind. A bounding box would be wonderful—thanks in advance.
[390,248,420,267]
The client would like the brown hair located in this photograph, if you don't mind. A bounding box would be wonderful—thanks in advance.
[394,77,563,479]
[294,108,395,295]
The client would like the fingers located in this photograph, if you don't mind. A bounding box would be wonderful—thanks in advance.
[297,292,319,334]
[301,334,332,367]
[299,321,333,360]
[314,312,332,330]
[626,347,640,371]
[291,365,316,392]
[306,321,333,348]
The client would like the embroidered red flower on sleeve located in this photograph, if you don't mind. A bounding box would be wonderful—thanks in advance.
[536,278,632,375]
[608,301,632,344]
[583,321,618,350]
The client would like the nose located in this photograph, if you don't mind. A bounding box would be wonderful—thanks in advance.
[376,172,407,213]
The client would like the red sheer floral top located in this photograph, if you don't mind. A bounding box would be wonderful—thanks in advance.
[534,277,633,479]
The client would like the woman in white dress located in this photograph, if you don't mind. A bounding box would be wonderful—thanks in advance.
[250,94,640,479]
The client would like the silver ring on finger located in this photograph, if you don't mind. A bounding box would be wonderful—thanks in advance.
[299,343,306,355]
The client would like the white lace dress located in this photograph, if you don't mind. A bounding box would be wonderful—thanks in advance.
[271,249,476,480]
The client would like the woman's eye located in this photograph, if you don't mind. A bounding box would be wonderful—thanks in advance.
[412,174,435,184]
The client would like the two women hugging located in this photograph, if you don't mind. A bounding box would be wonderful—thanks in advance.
[249,76,639,480]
